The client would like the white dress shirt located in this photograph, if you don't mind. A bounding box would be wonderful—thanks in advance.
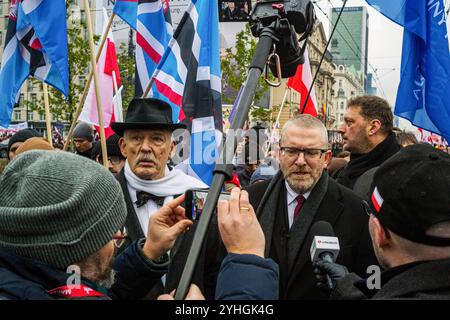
[285,182,310,229]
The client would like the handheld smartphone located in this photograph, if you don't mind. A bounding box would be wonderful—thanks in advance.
[184,189,230,221]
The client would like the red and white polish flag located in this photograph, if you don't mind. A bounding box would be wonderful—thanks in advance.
[79,10,122,139]
[371,186,384,213]
[286,44,318,117]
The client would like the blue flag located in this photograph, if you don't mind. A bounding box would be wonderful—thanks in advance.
[366,0,450,142]
[153,0,222,185]
[113,0,138,30]
[0,0,69,128]
[114,0,173,97]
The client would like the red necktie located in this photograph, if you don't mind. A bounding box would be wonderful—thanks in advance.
[293,195,305,221]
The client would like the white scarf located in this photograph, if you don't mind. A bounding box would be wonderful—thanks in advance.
[124,160,208,197]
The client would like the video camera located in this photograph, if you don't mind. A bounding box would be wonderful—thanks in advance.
[249,0,316,78]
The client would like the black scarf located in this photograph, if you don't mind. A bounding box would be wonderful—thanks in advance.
[76,146,94,159]
[337,132,400,189]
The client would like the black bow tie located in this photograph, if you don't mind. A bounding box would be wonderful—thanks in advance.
[135,191,165,208]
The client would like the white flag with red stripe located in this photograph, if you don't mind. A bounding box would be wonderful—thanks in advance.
[79,10,121,138]
[371,186,384,213]
[287,45,318,117]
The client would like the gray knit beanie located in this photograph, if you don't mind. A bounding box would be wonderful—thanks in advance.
[73,122,95,142]
[0,150,127,270]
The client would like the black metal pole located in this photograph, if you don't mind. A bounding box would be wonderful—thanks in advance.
[174,28,276,300]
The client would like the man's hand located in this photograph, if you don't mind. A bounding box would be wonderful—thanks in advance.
[157,284,205,300]
[313,260,349,293]
[143,194,193,260]
[217,188,265,258]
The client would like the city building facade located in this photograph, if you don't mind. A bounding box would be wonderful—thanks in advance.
[331,64,364,130]
[330,6,369,89]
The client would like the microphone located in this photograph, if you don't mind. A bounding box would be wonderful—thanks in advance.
[309,221,340,291]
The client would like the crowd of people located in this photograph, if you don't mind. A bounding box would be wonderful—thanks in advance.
[0,132,13,143]
[0,95,449,300]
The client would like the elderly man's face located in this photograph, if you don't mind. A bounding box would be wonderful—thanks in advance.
[279,126,331,194]
[120,129,174,180]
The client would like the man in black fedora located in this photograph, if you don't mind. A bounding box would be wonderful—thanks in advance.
[111,98,208,297]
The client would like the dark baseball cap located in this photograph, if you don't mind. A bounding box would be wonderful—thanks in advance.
[368,143,450,246]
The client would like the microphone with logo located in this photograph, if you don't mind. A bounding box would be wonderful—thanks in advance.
[309,221,340,292]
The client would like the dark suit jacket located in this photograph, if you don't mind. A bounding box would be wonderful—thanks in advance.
[245,172,378,300]
[116,170,165,299]
[115,169,223,299]
[116,170,145,243]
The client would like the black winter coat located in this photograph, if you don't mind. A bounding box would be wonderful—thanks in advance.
[336,133,400,190]
[332,258,450,300]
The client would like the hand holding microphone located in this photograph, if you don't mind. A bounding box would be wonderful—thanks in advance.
[309,221,349,293]
[313,260,349,292]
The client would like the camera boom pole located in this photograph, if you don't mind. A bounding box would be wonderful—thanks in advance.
[174,28,277,300]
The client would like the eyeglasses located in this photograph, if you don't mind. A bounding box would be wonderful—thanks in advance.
[113,227,128,248]
[280,147,327,160]
[99,156,124,165]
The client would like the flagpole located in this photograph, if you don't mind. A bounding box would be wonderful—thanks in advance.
[276,88,289,128]
[112,70,119,96]
[83,0,108,168]
[266,88,288,157]
[43,83,53,145]
[63,12,116,151]
[142,77,155,98]
[112,70,123,122]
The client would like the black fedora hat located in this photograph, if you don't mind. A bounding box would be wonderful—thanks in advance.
[111,98,186,136]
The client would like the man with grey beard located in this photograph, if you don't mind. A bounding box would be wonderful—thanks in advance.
[244,115,377,300]
[0,150,193,300]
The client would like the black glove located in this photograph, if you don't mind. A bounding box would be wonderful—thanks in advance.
[313,260,349,293]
